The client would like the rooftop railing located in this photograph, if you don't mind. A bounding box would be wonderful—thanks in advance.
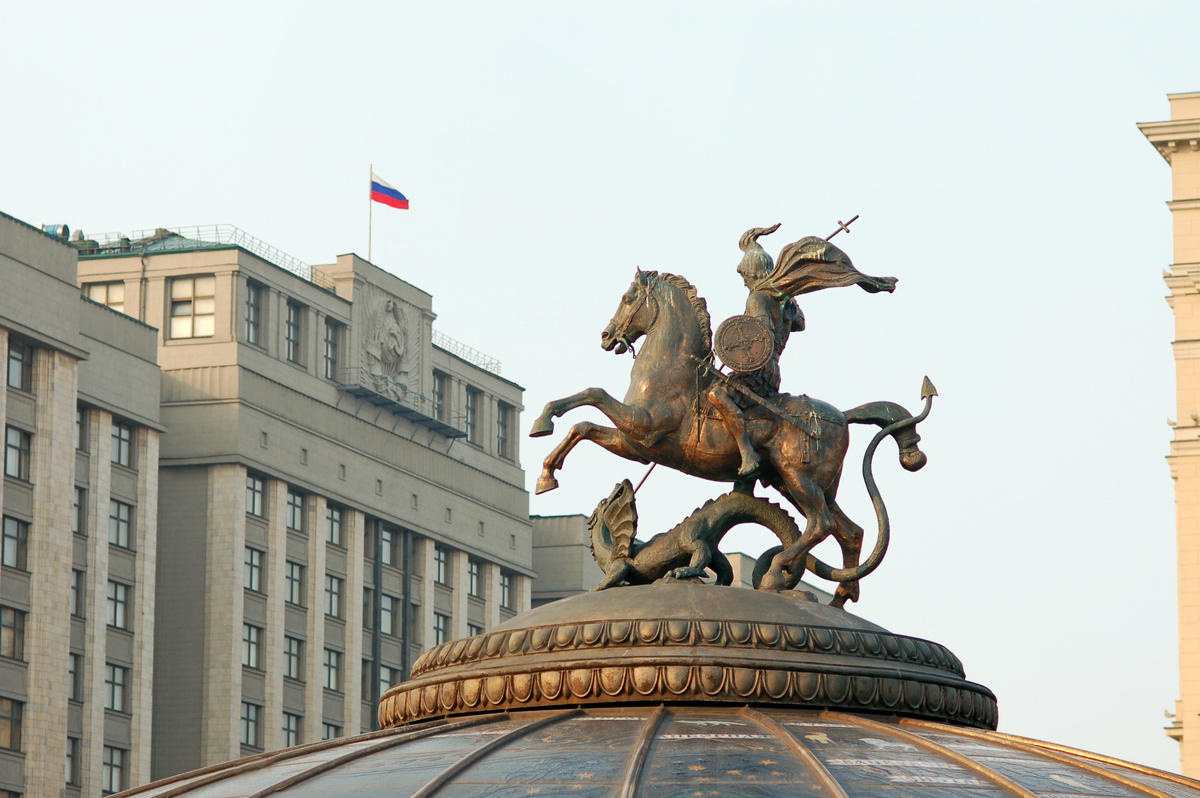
[432,329,502,375]
[79,225,334,290]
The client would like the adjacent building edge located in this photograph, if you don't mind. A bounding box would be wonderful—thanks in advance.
[1140,91,1200,776]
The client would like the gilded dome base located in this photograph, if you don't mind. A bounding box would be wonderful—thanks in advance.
[380,583,997,730]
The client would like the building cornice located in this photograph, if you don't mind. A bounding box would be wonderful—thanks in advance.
[1138,118,1200,164]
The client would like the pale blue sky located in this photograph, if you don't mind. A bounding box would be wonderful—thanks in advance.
[3,0,1197,773]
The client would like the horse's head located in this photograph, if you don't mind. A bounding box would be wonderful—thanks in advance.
[601,269,658,355]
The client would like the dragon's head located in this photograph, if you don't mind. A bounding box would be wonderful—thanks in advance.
[587,479,638,561]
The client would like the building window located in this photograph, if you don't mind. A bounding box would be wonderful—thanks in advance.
[433,371,448,422]
[465,388,480,444]
[497,402,513,459]
[75,407,89,451]
[0,608,25,660]
[285,302,303,363]
[102,745,125,794]
[244,547,263,593]
[104,663,128,712]
[6,340,32,392]
[67,735,81,785]
[323,319,339,380]
[323,649,342,691]
[110,420,133,467]
[107,581,129,630]
[240,702,262,748]
[108,499,133,549]
[380,594,398,636]
[468,560,480,598]
[1,517,27,571]
[4,427,31,481]
[433,612,450,646]
[169,275,216,339]
[246,474,265,517]
[282,712,302,748]
[323,723,342,740]
[325,575,343,618]
[86,281,125,314]
[381,525,398,566]
[245,281,262,345]
[362,587,374,629]
[73,487,87,536]
[68,653,83,701]
[500,572,513,610]
[326,505,343,546]
[468,623,484,637]
[71,570,85,617]
[0,699,20,754]
[286,489,305,533]
[434,546,449,585]
[284,636,304,680]
[379,665,399,697]
[242,624,262,669]
[285,562,305,606]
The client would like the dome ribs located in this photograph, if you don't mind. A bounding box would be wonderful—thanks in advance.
[114,715,487,798]
[740,707,851,798]
[618,704,666,798]
[898,719,1181,798]
[825,711,1039,798]
[409,708,582,798]
[242,713,506,798]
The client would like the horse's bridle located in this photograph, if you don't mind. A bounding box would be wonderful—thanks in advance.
[612,276,659,359]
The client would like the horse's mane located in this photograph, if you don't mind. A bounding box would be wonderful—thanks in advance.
[643,270,713,361]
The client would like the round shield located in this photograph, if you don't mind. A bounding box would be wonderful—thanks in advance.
[714,315,773,373]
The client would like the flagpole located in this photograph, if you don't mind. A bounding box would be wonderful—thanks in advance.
[368,163,373,263]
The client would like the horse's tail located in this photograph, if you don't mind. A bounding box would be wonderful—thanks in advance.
[845,401,927,472]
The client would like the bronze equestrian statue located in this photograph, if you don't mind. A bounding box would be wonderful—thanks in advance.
[530,224,931,607]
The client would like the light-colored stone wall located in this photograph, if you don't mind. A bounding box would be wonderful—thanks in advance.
[1142,92,1200,776]
[25,347,77,798]
[200,464,245,766]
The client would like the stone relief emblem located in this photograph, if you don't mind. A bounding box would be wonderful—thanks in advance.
[359,283,415,400]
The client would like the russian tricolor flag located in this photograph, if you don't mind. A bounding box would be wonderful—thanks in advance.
[370,173,409,209]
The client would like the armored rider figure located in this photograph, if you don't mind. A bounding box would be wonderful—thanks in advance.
[708,224,898,477]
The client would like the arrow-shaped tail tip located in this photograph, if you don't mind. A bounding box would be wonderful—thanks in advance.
[920,376,938,400]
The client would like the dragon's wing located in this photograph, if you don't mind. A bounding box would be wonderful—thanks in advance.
[605,479,638,562]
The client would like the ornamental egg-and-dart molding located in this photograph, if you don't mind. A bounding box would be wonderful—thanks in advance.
[380,583,997,730]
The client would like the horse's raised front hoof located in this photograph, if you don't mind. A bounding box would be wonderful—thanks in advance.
[900,448,927,472]
[534,474,559,495]
[529,416,555,438]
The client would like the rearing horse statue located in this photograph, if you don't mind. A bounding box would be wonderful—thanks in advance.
[530,269,929,606]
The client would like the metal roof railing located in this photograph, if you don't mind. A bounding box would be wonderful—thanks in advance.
[432,329,502,375]
[79,225,334,290]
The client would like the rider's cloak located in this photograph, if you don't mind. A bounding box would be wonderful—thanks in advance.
[750,236,897,299]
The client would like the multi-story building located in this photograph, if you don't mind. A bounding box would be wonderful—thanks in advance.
[1141,92,1200,775]
[0,213,162,796]
[74,226,533,780]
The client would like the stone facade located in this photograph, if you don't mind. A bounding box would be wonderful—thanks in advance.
[1141,92,1200,776]
[75,234,533,781]
[0,212,162,797]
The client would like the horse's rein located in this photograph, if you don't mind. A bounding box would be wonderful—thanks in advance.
[613,281,658,359]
